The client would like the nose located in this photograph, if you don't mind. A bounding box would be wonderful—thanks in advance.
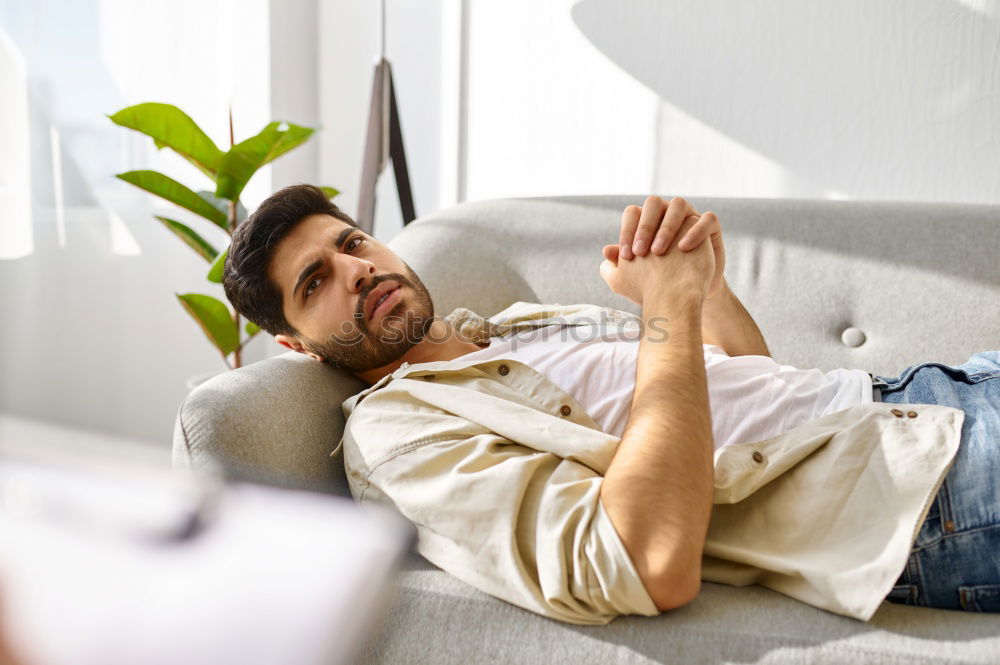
[337,253,376,294]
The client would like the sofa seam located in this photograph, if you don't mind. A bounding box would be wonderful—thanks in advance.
[176,394,195,463]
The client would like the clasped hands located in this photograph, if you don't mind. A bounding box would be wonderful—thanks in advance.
[599,195,727,306]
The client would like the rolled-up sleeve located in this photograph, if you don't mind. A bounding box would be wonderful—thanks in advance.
[354,429,660,625]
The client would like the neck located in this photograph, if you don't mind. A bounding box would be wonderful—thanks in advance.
[354,318,487,386]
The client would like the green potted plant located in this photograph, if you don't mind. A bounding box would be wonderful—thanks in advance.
[108,102,338,375]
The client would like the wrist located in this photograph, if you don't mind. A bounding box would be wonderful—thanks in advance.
[703,278,730,304]
[641,285,704,318]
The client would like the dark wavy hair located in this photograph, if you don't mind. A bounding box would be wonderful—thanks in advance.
[223,184,358,336]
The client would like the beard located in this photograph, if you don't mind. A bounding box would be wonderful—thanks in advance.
[301,262,436,373]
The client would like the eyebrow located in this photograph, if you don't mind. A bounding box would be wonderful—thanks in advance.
[291,227,357,303]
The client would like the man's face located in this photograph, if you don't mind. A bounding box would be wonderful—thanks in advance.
[269,214,435,372]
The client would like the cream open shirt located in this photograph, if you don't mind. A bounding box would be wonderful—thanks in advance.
[338,302,965,626]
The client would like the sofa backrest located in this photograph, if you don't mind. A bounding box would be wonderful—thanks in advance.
[173,195,1000,496]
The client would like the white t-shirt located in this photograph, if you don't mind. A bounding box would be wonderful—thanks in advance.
[458,323,873,451]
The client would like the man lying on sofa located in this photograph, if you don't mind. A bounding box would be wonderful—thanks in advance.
[223,184,1000,625]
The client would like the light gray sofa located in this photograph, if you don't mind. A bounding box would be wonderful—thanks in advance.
[173,195,1000,664]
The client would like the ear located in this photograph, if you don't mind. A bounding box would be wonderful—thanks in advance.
[275,333,324,363]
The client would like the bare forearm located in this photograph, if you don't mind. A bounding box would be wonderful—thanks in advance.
[701,279,770,357]
[600,291,714,610]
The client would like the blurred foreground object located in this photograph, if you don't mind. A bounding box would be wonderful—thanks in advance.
[0,438,413,665]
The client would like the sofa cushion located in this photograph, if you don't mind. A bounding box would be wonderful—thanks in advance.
[173,351,365,496]
[360,555,1000,664]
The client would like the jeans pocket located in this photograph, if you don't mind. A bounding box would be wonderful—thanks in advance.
[964,351,1000,379]
[886,583,920,606]
[881,361,984,396]
[959,585,1000,612]
[966,372,1000,383]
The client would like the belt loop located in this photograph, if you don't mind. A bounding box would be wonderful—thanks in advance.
[868,373,883,402]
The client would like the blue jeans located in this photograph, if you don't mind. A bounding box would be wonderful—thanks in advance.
[869,351,1000,612]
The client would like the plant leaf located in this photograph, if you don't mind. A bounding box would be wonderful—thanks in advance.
[197,190,247,226]
[154,216,218,262]
[245,321,261,336]
[108,103,223,178]
[320,186,340,199]
[206,246,227,283]
[117,170,228,229]
[215,121,315,201]
[176,293,239,356]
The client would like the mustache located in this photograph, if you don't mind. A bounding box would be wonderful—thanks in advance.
[355,273,412,321]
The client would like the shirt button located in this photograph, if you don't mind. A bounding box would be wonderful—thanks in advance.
[944,520,956,533]
[890,408,905,418]
[559,404,572,416]
[907,410,918,418]
[497,364,510,376]
[752,451,764,463]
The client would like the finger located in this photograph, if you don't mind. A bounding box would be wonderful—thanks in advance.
[650,197,698,254]
[618,205,641,260]
[677,213,708,250]
[631,195,668,256]
[678,211,717,250]
[602,243,620,265]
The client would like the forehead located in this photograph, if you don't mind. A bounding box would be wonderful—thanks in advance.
[268,213,354,301]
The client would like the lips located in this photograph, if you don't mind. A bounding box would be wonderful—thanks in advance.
[365,282,400,321]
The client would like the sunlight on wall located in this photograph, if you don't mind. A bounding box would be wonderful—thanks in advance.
[108,209,141,256]
[467,0,1000,204]
[0,26,33,259]
[954,0,999,17]
[49,126,67,248]
[465,0,659,201]
[465,0,843,202]
[652,101,833,199]
[97,0,272,211]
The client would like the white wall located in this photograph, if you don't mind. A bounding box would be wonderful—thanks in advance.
[463,0,1000,203]
[317,0,1000,227]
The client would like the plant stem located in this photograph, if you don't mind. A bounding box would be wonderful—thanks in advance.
[231,199,241,369]
[233,317,242,368]
[227,106,243,370]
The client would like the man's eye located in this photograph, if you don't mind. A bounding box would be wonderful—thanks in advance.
[304,238,363,301]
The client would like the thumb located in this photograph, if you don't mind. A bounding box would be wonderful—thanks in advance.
[599,259,618,290]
